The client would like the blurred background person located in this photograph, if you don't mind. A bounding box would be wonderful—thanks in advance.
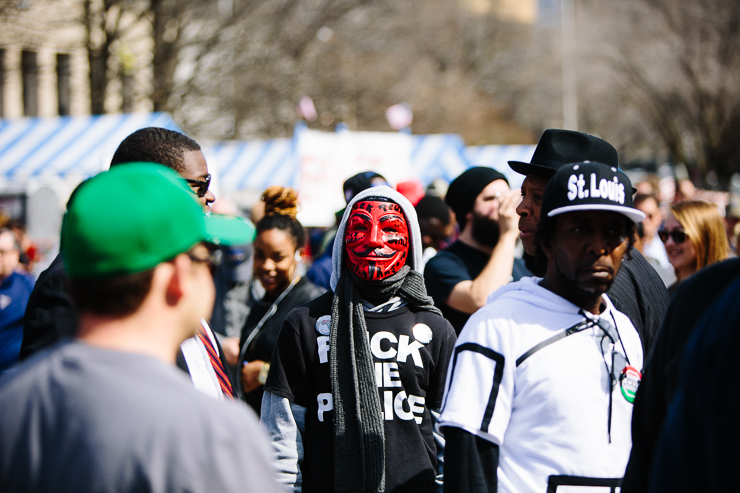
[0,229,34,373]
[673,178,697,204]
[660,200,731,295]
[634,221,676,288]
[635,174,662,199]
[634,193,670,270]
[724,197,740,254]
[396,178,425,207]
[6,220,38,276]
[208,198,255,369]
[19,183,87,363]
[415,194,454,271]
[426,178,450,200]
[237,186,324,413]
[211,242,254,365]
[424,167,527,334]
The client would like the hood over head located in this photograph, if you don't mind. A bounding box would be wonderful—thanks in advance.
[331,185,422,292]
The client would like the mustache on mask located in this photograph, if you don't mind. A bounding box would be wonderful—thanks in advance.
[351,247,397,258]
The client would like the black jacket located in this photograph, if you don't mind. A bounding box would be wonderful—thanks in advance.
[20,253,78,360]
[608,249,671,356]
[238,276,325,412]
[621,257,740,493]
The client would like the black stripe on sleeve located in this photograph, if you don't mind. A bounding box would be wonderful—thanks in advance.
[442,342,504,434]
[547,475,621,493]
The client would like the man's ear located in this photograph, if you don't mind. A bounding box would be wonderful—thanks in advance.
[163,254,188,306]
[464,211,474,231]
[540,239,554,260]
[539,227,555,260]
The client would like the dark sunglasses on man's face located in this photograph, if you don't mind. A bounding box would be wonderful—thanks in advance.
[658,229,688,244]
[184,174,211,198]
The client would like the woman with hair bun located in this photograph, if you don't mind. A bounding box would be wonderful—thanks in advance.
[659,200,731,295]
[237,186,325,413]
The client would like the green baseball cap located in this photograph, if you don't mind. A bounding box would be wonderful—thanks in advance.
[62,162,255,278]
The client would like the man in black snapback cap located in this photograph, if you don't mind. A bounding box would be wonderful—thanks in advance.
[424,167,530,334]
[509,129,669,354]
[440,160,645,493]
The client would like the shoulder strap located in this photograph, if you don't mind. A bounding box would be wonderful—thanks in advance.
[516,318,594,367]
[235,274,301,399]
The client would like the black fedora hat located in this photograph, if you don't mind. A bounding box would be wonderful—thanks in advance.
[509,129,618,178]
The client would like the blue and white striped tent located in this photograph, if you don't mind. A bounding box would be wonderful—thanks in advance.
[203,138,297,192]
[0,113,181,184]
[207,134,483,193]
[466,144,537,189]
[0,113,536,192]
[205,134,537,193]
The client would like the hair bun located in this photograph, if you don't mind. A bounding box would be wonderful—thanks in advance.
[261,186,299,219]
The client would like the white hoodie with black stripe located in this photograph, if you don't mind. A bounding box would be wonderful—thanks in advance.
[438,276,642,493]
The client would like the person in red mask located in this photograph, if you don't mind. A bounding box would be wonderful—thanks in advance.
[261,186,457,493]
[344,199,410,280]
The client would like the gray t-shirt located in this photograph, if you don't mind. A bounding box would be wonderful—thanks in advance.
[0,341,283,493]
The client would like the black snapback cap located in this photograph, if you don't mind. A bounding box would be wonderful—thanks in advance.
[541,161,646,224]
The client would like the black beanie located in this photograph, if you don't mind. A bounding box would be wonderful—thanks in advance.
[415,195,451,224]
[446,167,509,223]
[343,171,387,204]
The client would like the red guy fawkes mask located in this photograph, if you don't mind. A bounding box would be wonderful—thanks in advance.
[345,199,410,281]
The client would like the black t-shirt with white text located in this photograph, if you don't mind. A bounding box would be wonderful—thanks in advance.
[265,291,457,493]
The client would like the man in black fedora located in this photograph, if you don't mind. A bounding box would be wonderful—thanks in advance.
[424,167,530,334]
[509,129,669,354]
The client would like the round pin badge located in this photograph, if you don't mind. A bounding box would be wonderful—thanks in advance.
[412,323,433,344]
[620,365,641,403]
[315,315,331,336]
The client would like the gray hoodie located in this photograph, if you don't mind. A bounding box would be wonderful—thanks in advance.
[330,185,423,292]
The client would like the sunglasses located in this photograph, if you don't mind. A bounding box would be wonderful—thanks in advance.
[186,248,222,274]
[184,174,211,198]
[658,229,688,244]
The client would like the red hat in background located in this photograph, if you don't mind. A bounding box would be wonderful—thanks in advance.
[396,179,425,207]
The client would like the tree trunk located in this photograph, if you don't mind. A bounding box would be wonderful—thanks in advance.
[89,48,107,115]
[151,0,179,112]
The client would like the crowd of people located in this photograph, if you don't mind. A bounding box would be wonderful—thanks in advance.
[0,125,736,492]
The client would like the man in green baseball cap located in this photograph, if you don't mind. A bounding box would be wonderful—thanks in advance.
[64,163,253,399]
[0,163,281,493]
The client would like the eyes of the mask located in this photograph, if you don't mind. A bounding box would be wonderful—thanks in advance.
[344,200,410,280]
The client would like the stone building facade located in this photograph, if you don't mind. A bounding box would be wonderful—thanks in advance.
[0,0,153,118]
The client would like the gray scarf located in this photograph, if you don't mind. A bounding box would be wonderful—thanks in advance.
[330,265,440,492]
